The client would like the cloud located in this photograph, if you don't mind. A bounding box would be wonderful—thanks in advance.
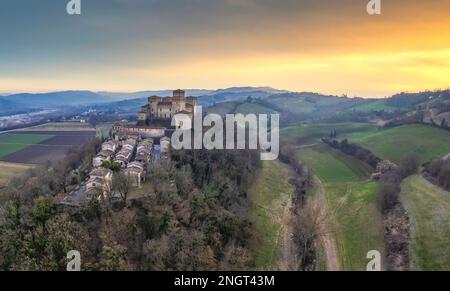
[1,0,450,96]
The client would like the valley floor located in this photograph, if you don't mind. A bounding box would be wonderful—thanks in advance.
[296,143,385,270]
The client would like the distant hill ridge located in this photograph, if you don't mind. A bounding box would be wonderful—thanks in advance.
[2,87,450,117]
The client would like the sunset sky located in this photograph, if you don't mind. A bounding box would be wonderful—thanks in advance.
[1,0,450,97]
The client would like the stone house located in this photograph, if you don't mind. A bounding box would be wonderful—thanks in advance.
[93,149,114,168]
[125,161,146,188]
[86,168,113,197]
[160,136,171,157]
[102,140,119,152]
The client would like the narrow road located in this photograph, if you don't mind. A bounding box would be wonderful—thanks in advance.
[314,177,340,271]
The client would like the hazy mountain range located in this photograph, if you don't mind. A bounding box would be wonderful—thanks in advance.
[0,87,289,115]
[1,86,449,117]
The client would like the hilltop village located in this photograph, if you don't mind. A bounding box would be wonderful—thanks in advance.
[62,90,195,206]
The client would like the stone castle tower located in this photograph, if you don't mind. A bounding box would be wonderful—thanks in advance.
[138,89,197,125]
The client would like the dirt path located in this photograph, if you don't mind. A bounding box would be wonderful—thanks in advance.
[276,164,340,271]
[278,200,298,271]
[276,165,299,271]
[314,177,340,271]
[295,143,317,149]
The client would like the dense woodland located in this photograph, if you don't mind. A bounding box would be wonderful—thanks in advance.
[0,138,262,271]
[277,143,319,271]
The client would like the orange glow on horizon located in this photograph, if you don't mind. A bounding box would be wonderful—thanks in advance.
[2,0,450,97]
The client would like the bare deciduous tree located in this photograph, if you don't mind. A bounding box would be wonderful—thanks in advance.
[112,173,132,202]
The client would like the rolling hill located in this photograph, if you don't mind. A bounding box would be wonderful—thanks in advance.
[296,143,385,270]
[197,86,289,106]
[0,91,111,108]
[99,89,214,101]
[0,99,26,116]
[343,124,450,164]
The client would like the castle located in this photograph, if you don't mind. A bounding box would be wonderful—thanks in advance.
[138,89,197,125]
[112,89,197,138]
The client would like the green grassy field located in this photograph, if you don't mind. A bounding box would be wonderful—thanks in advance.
[400,175,450,271]
[296,144,385,270]
[0,133,54,158]
[298,144,373,182]
[28,122,95,131]
[205,100,278,116]
[265,95,316,115]
[234,102,278,115]
[281,122,376,143]
[249,160,294,269]
[0,161,33,189]
[344,124,450,164]
[280,121,450,270]
[204,101,239,116]
[348,100,399,113]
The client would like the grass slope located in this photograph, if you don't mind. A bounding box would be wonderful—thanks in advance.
[204,100,277,116]
[0,133,54,158]
[345,124,450,164]
[281,122,376,143]
[400,175,450,271]
[297,144,385,270]
[0,161,33,189]
[249,160,294,269]
[298,144,372,182]
[234,103,278,115]
[348,100,399,113]
[204,101,239,116]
